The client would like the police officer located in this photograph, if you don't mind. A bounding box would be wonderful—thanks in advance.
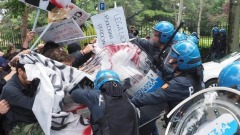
[130,21,175,135]
[218,61,240,90]
[70,70,139,135]
[219,29,227,58]
[210,27,221,61]
[131,41,203,128]
[130,21,175,59]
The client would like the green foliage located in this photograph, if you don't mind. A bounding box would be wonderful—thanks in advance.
[3,0,26,17]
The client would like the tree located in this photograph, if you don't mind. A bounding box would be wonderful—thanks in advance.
[177,0,184,26]
[197,0,204,38]
[227,0,240,52]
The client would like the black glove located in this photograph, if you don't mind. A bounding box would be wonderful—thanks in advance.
[78,77,94,89]
[69,77,94,95]
[152,56,164,71]
[24,78,40,97]
[122,78,131,90]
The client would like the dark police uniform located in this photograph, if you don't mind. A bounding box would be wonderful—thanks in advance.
[71,82,139,135]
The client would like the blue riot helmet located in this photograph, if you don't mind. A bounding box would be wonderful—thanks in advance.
[94,70,121,90]
[165,40,202,71]
[218,61,240,90]
[220,29,227,36]
[191,32,198,38]
[187,36,199,46]
[173,32,187,43]
[212,27,219,35]
[153,21,175,44]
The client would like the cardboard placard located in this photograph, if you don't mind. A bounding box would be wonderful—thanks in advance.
[91,7,129,48]
[35,19,85,45]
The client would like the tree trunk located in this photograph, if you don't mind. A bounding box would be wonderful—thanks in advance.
[21,6,29,44]
[173,1,178,27]
[197,0,204,38]
[227,0,240,53]
[177,0,184,26]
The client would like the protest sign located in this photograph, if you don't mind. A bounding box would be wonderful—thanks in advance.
[19,0,71,11]
[35,19,85,45]
[67,3,90,26]
[91,7,129,48]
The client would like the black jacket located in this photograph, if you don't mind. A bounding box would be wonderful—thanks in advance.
[0,74,38,133]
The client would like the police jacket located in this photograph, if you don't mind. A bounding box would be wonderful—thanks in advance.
[71,82,139,135]
[131,72,201,109]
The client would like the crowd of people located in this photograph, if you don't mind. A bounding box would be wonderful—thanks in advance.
[0,20,238,135]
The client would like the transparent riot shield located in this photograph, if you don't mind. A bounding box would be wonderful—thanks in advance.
[166,87,240,135]
[81,43,165,96]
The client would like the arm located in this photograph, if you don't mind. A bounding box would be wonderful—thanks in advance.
[71,88,96,106]
[22,31,35,50]
[1,85,35,110]
[131,78,191,107]
[131,87,167,107]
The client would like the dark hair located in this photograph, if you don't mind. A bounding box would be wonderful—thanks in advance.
[67,43,81,54]
[16,60,25,74]
[44,47,74,63]
[42,41,60,55]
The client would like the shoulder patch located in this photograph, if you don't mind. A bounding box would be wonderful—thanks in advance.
[161,83,169,90]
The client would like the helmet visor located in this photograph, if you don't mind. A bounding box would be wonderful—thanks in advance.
[164,48,179,67]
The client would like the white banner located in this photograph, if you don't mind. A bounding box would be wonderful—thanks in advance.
[35,19,85,45]
[19,0,71,11]
[67,3,90,26]
[91,7,129,48]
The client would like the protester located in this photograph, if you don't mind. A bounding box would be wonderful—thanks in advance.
[0,60,44,134]
[131,41,203,130]
[70,70,139,135]
[3,43,16,60]
[129,26,139,38]
[45,47,74,66]
[67,41,95,68]
[0,99,9,135]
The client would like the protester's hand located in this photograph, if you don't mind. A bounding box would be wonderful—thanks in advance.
[90,38,97,44]
[37,43,44,49]
[0,51,4,57]
[9,49,31,67]
[78,77,94,89]
[0,100,10,114]
[82,44,94,54]
[25,31,35,43]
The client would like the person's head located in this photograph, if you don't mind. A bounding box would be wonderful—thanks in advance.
[191,32,198,38]
[212,27,219,35]
[16,60,31,86]
[7,43,15,54]
[44,47,74,66]
[42,41,60,55]
[152,21,175,45]
[172,32,187,44]
[145,35,151,40]
[130,26,135,32]
[94,70,121,90]
[218,61,240,90]
[165,40,202,71]
[67,42,81,54]
[187,36,199,46]
[219,29,227,36]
